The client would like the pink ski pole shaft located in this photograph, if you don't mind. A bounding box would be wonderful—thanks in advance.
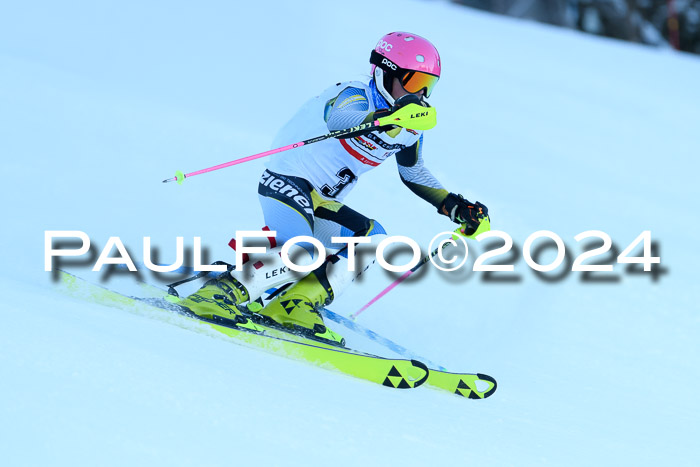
[349,219,489,320]
[349,270,414,320]
[349,241,452,320]
[162,120,381,184]
[350,215,491,319]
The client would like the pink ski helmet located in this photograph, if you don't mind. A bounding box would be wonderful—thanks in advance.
[370,32,441,105]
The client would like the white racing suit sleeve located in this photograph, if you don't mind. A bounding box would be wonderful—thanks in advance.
[325,86,375,131]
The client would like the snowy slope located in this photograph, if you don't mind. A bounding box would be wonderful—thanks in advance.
[1,0,699,465]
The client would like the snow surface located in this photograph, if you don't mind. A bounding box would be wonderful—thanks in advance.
[1,0,699,465]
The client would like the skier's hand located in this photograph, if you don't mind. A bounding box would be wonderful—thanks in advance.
[373,95,429,136]
[439,193,488,234]
[374,94,429,117]
[338,96,423,139]
[392,94,428,111]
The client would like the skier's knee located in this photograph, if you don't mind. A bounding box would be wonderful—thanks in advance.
[366,219,386,237]
[341,219,386,238]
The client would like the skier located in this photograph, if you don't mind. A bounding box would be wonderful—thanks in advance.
[178,32,488,345]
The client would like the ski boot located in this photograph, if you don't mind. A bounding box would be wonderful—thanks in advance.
[177,272,261,332]
[251,271,345,347]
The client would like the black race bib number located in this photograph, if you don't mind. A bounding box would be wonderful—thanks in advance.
[321,167,356,198]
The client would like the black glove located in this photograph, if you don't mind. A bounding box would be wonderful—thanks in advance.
[439,193,489,233]
[392,93,427,111]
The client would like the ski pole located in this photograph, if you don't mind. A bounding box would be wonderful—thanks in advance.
[349,237,454,320]
[162,104,437,184]
[349,218,490,320]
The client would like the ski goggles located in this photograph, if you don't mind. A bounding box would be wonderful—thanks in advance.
[370,51,440,98]
[400,70,439,98]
